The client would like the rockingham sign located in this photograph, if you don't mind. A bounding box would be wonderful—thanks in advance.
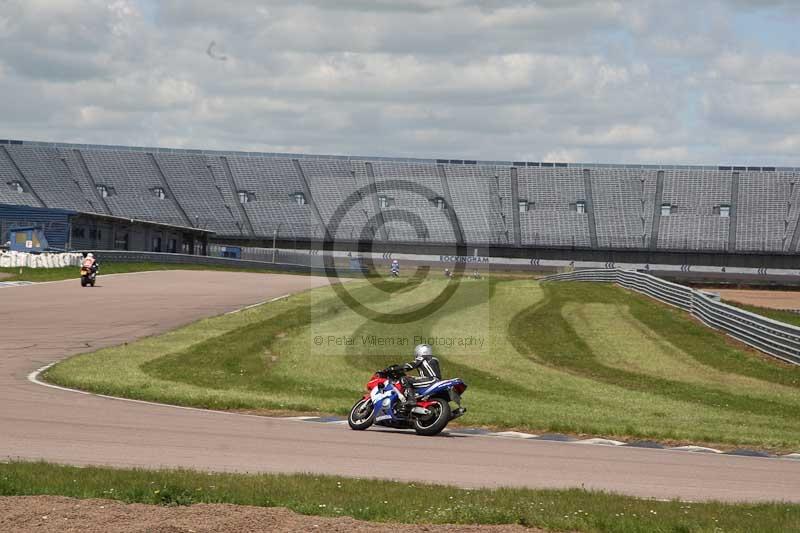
[439,255,490,264]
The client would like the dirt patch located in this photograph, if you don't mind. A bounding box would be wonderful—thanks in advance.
[715,289,800,310]
[0,272,13,281]
[0,496,535,533]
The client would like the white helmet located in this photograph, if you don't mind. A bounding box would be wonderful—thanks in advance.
[414,343,433,360]
[87,253,94,258]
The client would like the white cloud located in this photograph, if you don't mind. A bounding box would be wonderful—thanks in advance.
[0,0,798,165]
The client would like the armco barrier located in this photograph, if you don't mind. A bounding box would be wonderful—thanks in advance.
[82,250,365,275]
[543,269,800,365]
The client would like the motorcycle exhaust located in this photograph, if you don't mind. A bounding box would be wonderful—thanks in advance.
[411,406,431,416]
[450,407,467,419]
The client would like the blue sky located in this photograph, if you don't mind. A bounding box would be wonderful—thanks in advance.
[1,0,799,166]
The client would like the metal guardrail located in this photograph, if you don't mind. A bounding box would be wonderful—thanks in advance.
[543,269,800,365]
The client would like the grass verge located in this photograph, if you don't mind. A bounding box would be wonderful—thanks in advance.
[1,461,798,532]
[44,279,800,451]
[0,261,307,282]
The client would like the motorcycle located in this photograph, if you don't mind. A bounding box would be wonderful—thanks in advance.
[348,365,467,436]
[80,265,97,287]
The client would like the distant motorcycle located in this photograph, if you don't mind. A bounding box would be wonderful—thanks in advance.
[80,264,97,287]
[348,365,467,436]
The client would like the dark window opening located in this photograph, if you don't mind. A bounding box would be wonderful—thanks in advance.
[8,180,25,193]
[238,191,255,204]
[291,192,306,205]
[378,195,395,208]
[114,233,129,250]
[151,187,166,200]
[431,197,447,209]
[661,203,678,216]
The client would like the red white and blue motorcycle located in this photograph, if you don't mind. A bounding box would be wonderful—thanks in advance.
[348,365,467,436]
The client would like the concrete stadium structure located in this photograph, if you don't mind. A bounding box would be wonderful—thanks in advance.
[2,139,799,268]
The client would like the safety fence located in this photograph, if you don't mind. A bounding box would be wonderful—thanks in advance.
[543,269,800,365]
[0,251,83,268]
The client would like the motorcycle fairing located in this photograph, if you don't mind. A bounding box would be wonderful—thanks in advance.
[415,378,466,398]
[370,381,401,422]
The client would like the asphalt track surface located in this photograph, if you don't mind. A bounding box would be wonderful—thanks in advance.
[2,271,799,503]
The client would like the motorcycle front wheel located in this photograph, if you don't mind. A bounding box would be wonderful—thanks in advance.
[413,398,451,436]
[348,398,375,430]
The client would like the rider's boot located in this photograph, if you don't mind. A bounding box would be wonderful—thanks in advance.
[399,387,416,412]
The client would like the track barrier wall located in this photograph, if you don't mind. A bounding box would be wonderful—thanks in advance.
[543,269,800,365]
[0,251,83,268]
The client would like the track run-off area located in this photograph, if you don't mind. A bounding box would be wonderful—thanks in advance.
[1,271,799,503]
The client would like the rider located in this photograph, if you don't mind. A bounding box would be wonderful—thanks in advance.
[398,344,441,410]
[82,252,99,275]
[390,259,400,276]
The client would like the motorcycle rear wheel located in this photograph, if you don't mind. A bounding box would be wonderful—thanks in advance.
[348,398,374,430]
[412,398,450,436]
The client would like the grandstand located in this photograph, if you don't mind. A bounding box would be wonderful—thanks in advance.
[2,139,800,264]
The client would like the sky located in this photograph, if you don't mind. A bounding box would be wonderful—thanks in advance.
[1,0,799,166]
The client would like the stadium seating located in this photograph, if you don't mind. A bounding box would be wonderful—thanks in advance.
[153,153,242,234]
[658,170,731,251]
[298,158,376,241]
[1,140,799,254]
[79,149,189,227]
[517,167,591,247]
[4,146,94,213]
[736,171,797,252]
[445,164,510,244]
[591,168,657,249]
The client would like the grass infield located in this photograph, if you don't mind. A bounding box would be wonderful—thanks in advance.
[1,461,798,532]
[44,279,800,451]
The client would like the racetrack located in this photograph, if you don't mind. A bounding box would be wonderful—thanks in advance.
[716,289,800,311]
[1,271,799,503]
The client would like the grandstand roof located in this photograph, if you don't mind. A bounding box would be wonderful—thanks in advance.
[2,139,796,173]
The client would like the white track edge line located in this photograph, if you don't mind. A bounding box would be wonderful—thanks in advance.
[226,294,289,314]
[27,362,302,422]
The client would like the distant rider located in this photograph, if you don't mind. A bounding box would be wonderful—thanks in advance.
[82,252,99,275]
[390,259,400,277]
[398,344,441,410]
